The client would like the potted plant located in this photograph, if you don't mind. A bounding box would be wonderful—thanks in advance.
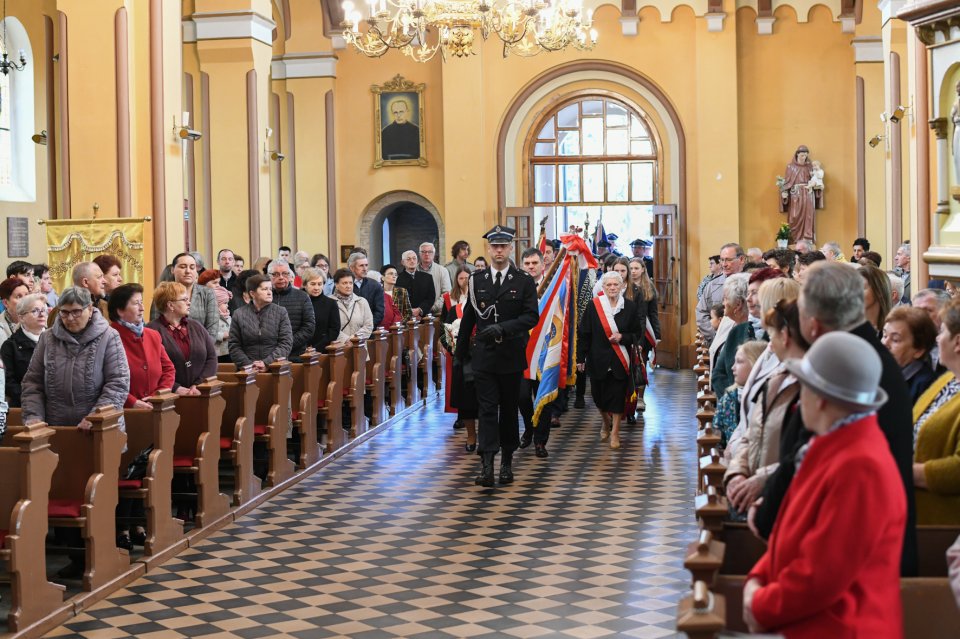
[776,223,791,248]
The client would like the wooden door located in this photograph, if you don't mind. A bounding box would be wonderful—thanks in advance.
[651,204,680,369]
[503,207,533,266]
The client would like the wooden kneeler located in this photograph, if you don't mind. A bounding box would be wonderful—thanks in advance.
[386,323,405,415]
[366,329,388,427]
[0,422,65,631]
[320,344,346,453]
[254,360,295,487]
[120,393,184,556]
[172,379,231,527]
[216,366,263,507]
[290,348,322,469]
[46,406,130,591]
[405,318,421,407]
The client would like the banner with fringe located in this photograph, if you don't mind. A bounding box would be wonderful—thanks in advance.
[45,218,146,294]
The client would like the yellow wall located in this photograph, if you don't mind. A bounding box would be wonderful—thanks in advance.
[736,4,857,253]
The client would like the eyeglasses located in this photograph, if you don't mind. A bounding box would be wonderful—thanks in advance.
[176,297,190,303]
[60,307,89,319]
[270,272,290,279]
[27,307,49,317]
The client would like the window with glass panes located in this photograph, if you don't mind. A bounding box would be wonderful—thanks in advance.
[529,96,659,240]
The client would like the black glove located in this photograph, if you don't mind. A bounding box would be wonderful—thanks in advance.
[477,324,503,343]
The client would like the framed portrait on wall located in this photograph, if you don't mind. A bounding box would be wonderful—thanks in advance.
[372,74,427,168]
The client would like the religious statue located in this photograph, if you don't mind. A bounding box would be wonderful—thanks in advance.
[950,80,960,183]
[777,145,825,243]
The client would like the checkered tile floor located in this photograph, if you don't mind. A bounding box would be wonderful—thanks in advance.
[44,369,698,639]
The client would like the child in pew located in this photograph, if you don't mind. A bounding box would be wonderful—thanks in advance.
[714,340,766,451]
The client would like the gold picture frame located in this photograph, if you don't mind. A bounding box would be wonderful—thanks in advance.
[372,74,427,168]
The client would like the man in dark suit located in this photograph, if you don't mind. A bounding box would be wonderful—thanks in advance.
[751,261,918,577]
[396,249,435,319]
[348,252,385,327]
[455,225,539,488]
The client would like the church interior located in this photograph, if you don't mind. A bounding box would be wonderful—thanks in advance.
[1,0,960,637]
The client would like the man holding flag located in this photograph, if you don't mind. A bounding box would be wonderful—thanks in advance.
[455,225,539,488]
[518,247,555,458]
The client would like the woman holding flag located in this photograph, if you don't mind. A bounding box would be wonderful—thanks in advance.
[577,271,642,449]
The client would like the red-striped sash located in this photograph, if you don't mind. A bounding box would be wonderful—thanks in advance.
[593,296,630,372]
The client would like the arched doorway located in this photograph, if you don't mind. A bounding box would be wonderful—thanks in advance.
[357,191,444,269]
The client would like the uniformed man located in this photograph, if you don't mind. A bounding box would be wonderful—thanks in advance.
[629,238,645,259]
[642,239,654,278]
[607,233,623,256]
[455,225,539,487]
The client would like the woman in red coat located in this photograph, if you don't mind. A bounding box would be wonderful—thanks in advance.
[108,283,176,550]
[744,332,905,639]
[109,283,175,408]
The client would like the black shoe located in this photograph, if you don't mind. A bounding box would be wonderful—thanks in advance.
[535,443,549,458]
[574,397,585,409]
[626,414,637,425]
[475,452,495,487]
[499,452,514,484]
[465,442,477,453]
[453,419,465,430]
[116,533,133,552]
[519,430,533,449]
[57,561,85,580]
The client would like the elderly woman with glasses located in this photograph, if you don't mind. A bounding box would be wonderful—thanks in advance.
[1,293,48,407]
[21,286,130,431]
[147,281,218,394]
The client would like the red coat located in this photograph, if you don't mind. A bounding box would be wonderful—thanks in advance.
[113,322,176,408]
[748,414,906,639]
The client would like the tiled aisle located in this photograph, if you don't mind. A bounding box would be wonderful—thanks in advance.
[45,370,698,639]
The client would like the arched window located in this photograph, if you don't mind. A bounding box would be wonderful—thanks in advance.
[528,95,659,245]
[0,16,35,202]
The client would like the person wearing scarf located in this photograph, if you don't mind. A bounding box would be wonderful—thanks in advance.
[108,283,175,409]
[577,271,642,449]
[330,268,373,342]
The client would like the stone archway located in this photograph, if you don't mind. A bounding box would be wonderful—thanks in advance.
[357,191,445,268]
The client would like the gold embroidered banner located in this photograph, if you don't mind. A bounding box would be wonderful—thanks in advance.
[45,218,146,294]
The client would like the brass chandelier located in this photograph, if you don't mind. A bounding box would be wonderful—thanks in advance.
[340,0,598,61]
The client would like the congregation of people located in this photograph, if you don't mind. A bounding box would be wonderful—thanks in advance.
[693,236,960,636]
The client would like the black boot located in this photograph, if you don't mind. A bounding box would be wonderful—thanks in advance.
[475,452,495,487]
[499,451,514,484]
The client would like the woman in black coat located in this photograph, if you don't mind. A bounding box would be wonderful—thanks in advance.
[577,271,642,450]
[301,268,341,352]
[0,293,48,407]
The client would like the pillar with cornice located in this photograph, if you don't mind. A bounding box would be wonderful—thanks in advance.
[879,0,910,260]
[191,0,274,260]
[853,33,887,257]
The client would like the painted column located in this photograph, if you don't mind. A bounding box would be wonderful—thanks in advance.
[930,118,948,247]
[192,0,274,260]
[880,0,910,258]
[853,36,887,258]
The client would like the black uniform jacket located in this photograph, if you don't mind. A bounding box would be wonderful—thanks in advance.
[454,265,538,374]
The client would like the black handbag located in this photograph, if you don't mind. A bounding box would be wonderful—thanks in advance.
[124,445,154,480]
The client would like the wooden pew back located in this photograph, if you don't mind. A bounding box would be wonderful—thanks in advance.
[320,344,346,452]
[385,323,405,415]
[290,348,321,468]
[366,329,388,426]
[253,360,295,487]
[405,319,421,406]
[216,367,262,506]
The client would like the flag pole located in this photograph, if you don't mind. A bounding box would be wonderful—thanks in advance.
[537,247,567,297]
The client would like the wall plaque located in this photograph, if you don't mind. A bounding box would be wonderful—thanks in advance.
[6,217,29,258]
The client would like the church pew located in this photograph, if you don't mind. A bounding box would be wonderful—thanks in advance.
[696,401,715,429]
[253,359,296,487]
[696,424,722,458]
[405,318,422,406]
[342,337,368,437]
[419,315,435,395]
[0,422,65,631]
[119,393,184,556]
[44,407,130,591]
[365,329,388,427]
[385,323,405,416]
[676,581,726,639]
[290,348,322,468]
[215,366,263,507]
[172,379,231,528]
[698,449,726,496]
[319,344,346,453]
